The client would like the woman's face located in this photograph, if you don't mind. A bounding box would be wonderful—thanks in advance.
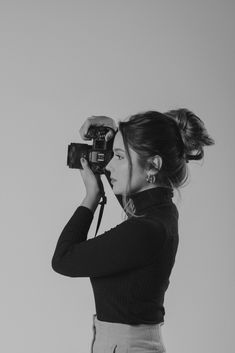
[105,131,155,195]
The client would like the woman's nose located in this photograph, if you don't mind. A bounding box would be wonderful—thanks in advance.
[105,162,110,172]
[105,159,112,173]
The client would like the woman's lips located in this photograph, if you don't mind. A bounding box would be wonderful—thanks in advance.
[111,178,117,183]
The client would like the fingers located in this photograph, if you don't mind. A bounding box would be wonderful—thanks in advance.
[79,116,117,141]
[79,116,104,140]
[79,117,93,140]
[105,130,114,142]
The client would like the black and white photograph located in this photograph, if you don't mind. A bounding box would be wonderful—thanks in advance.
[1,1,234,352]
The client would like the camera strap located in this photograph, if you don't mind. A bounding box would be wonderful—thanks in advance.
[94,178,107,237]
[94,192,107,237]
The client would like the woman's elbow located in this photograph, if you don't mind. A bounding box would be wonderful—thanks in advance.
[51,257,78,277]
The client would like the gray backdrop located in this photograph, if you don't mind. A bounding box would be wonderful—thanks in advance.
[1,0,234,352]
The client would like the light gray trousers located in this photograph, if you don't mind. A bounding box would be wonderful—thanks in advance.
[90,314,166,353]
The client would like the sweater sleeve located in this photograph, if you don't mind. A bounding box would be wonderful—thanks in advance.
[51,205,166,278]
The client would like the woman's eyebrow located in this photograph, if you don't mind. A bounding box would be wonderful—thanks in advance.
[113,148,125,152]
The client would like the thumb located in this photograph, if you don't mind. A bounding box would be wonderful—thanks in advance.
[80,157,87,167]
[105,131,113,142]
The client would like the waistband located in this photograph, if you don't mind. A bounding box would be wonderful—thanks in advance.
[92,314,164,339]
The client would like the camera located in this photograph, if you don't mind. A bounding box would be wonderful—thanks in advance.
[67,126,116,174]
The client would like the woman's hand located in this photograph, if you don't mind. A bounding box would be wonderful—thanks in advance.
[79,115,117,198]
[79,115,118,142]
[79,157,103,199]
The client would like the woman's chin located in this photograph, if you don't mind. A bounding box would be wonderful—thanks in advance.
[112,184,122,195]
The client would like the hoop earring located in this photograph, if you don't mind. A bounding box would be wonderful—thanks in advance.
[146,173,156,184]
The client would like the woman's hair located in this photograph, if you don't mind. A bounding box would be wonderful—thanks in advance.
[117,108,215,220]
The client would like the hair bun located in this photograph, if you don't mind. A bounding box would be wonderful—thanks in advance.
[164,108,215,162]
[175,109,190,162]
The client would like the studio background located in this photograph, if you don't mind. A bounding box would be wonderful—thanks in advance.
[1,1,234,352]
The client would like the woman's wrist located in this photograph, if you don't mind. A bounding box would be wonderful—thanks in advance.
[80,193,101,213]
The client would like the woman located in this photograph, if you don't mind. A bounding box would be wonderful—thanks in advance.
[51,109,215,352]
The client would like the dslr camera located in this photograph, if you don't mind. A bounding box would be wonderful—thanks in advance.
[67,126,116,175]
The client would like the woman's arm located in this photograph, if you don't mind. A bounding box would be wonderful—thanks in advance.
[80,194,101,214]
[51,206,166,278]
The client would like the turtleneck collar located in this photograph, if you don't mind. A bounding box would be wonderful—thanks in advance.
[130,186,174,214]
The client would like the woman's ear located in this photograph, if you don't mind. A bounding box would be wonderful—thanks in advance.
[147,155,162,172]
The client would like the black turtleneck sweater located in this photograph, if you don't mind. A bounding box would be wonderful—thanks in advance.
[51,171,179,325]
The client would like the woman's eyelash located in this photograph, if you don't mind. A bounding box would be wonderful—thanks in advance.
[114,154,123,160]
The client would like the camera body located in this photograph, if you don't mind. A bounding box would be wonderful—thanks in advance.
[67,126,116,174]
